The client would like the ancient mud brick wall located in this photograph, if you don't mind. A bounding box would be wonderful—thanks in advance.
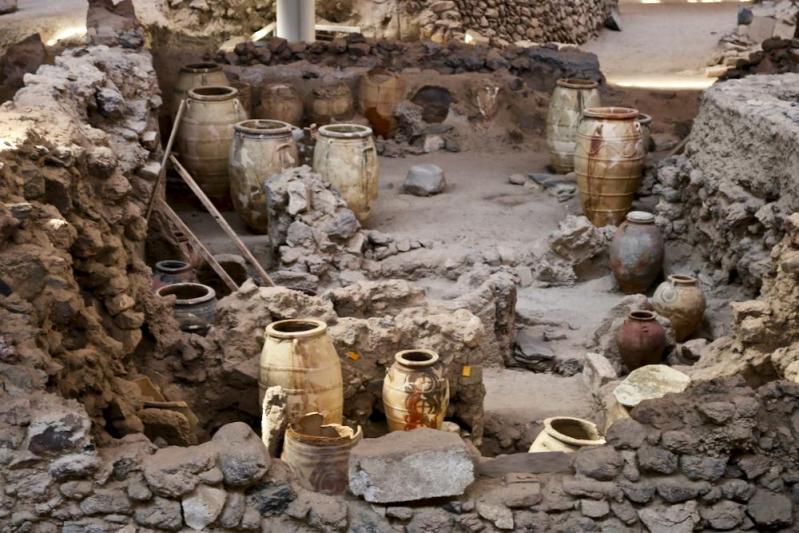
[651,74,799,291]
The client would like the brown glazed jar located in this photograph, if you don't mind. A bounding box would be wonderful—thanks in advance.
[616,310,667,372]
[652,275,706,341]
[382,349,449,432]
[609,211,664,294]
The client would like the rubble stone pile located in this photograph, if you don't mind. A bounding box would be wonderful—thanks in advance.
[645,74,799,291]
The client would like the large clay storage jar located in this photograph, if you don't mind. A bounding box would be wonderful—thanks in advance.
[546,79,601,174]
[152,260,195,290]
[229,120,299,234]
[609,211,664,294]
[616,311,667,372]
[256,83,304,126]
[637,113,653,154]
[156,282,217,334]
[259,319,344,425]
[383,349,450,432]
[177,86,248,202]
[312,124,378,223]
[282,421,362,495]
[309,83,354,125]
[574,107,645,227]
[359,67,407,138]
[172,63,229,118]
[652,275,706,342]
[529,417,606,454]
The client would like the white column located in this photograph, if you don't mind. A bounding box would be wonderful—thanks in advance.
[276,0,316,43]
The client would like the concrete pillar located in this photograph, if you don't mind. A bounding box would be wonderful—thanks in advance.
[276,0,316,43]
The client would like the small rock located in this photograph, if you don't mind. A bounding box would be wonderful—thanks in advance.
[403,164,447,197]
[747,489,793,528]
[213,422,270,487]
[574,446,623,481]
[476,501,513,530]
[637,445,678,475]
[580,499,610,518]
[182,485,227,530]
[508,173,527,185]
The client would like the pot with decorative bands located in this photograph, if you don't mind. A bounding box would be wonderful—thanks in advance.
[383,349,449,432]
[282,423,362,495]
[652,275,706,342]
[172,62,229,119]
[546,79,601,174]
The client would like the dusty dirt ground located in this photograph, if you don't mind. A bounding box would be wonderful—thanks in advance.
[0,0,87,51]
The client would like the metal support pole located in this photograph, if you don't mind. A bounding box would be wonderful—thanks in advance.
[276,0,316,43]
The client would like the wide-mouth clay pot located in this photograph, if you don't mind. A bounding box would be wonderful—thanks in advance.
[394,349,440,368]
[265,319,328,339]
[188,85,239,101]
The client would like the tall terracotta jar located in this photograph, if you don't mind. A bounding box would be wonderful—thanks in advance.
[172,63,229,118]
[574,107,645,227]
[309,83,354,125]
[652,275,706,342]
[229,120,299,234]
[359,68,407,138]
[282,417,362,495]
[312,124,378,223]
[529,417,605,454]
[255,83,305,126]
[609,211,664,294]
[616,311,667,372]
[177,86,248,202]
[383,349,449,432]
[546,79,601,174]
[259,319,344,425]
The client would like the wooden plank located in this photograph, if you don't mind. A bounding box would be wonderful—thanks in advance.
[146,98,186,222]
[158,199,239,292]
[169,155,276,287]
[314,23,362,34]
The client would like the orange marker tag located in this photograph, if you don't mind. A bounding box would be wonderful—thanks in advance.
[462,365,472,377]
[347,351,361,361]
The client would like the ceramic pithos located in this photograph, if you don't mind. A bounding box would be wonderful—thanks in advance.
[359,68,407,138]
[152,260,195,290]
[616,311,667,372]
[309,83,353,125]
[574,107,645,227]
[312,124,379,222]
[230,79,253,117]
[156,282,217,334]
[172,63,228,118]
[255,83,304,126]
[609,211,664,294]
[259,319,344,425]
[177,86,248,202]
[546,79,601,174]
[637,113,653,154]
[229,120,298,234]
[383,349,449,432]
[529,417,606,454]
[652,275,706,341]
[281,414,362,495]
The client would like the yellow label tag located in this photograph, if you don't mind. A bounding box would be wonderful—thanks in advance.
[462,365,472,377]
[347,351,361,361]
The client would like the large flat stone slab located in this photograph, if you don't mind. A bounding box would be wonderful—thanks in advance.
[348,428,475,503]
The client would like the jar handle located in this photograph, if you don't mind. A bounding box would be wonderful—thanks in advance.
[277,143,295,168]
[362,145,376,200]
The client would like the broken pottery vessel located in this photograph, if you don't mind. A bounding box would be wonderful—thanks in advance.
[616,310,667,372]
[309,83,354,125]
[529,416,605,454]
[156,282,217,334]
[312,124,379,222]
[575,107,645,226]
[152,260,195,290]
[255,83,304,126]
[282,413,362,495]
[383,349,449,432]
[609,211,664,294]
[652,275,706,341]
[546,78,601,174]
[172,62,228,119]
[177,85,248,202]
[259,319,344,425]
[359,67,407,138]
[229,119,298,234]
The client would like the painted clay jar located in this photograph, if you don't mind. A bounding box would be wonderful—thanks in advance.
[259,319,344,425]
[383,349,449,432]
[172,62,228,118]
[609,211,664,294]
[177,86,248,202]
[255,83,304,126]
[229,119,298,234]
[546,78,601,174]
[652,275,706,341]
[312,124,378,223]
[156,282,217,334]
[574,107,645,227]
[529,417,606,454]
[282,418,362,495]
[359,67,407,138]
[616,310,667,372]
[152,260,195,290]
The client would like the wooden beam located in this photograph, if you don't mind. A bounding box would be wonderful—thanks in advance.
[145,98,186,222]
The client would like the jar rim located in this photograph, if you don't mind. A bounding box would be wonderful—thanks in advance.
[234,119,293,137]
[669,274,697,285]
[583,106,639,120]
[155,260,191,273]
[156,282,216,306]
[266,319,327,339]
[182,62,222,73]
[188,85,239,101]
[317,124,373,139]
[557,78,599,90]
[395,349,440,368]
[629,310,656,322]
[626,211,655,224]
[543,417,606,446]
